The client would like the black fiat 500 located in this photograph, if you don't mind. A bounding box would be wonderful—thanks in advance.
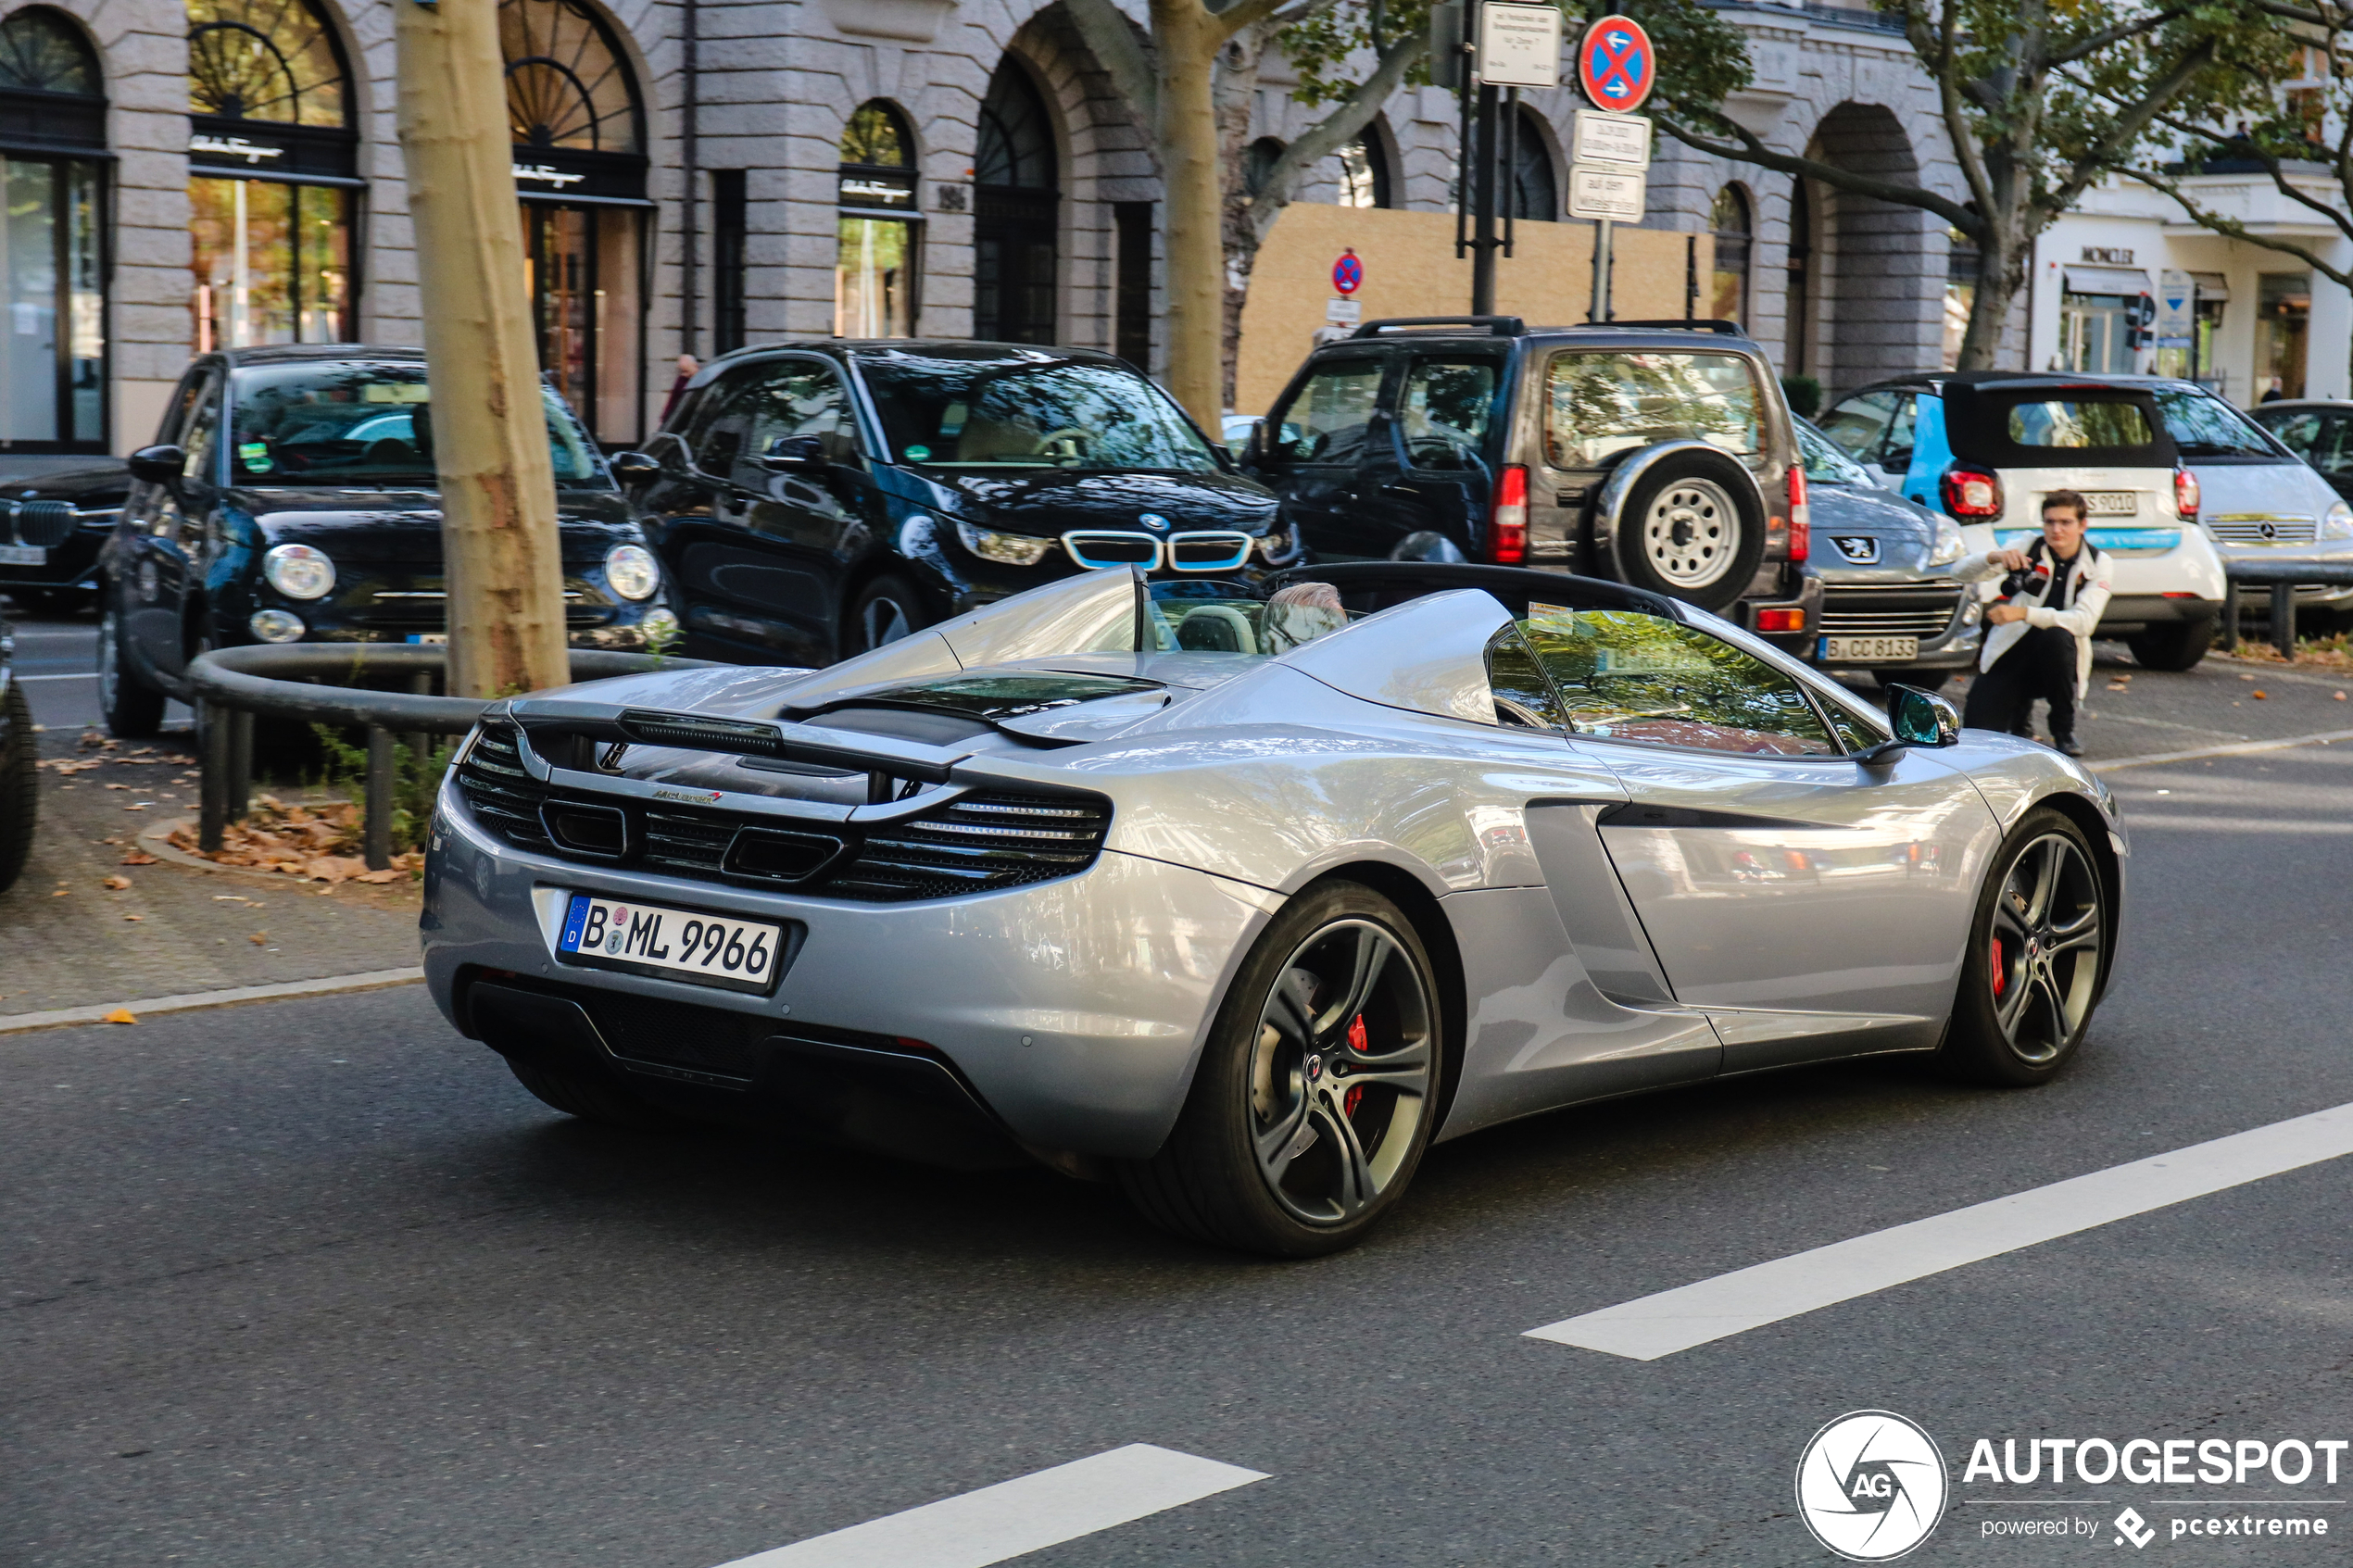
[95,345,674,738]
[624,342,1290,665]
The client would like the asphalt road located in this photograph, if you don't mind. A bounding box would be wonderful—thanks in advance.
[6,725,2353,1564]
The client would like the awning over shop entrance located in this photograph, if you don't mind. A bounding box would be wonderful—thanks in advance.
[2063,264,2153,295]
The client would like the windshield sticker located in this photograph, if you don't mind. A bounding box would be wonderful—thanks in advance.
[904,444,931,461]
[237,441,273,471]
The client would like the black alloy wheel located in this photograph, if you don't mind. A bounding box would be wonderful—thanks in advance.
[96,603,164,739]
[844,573,931,657]
[1938,808,2108,1085]
[1120,881,1441,1256]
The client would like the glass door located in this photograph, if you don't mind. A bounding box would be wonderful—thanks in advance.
[189,178,352,352]
[0,155,103,446]
[521,201,643,444]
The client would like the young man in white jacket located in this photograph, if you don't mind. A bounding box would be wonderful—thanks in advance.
[1952,489,2114,758]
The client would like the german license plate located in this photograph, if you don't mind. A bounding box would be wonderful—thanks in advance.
[554,892,784,991]
[0,544,44,565]
[1820,634,1919,662]
[2082,491,2137,516]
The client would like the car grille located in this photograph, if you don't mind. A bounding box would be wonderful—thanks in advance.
[1818,583,1965,638]
[357,583,608,630]
[455,721,1112,901]
[2207,516,2318,544]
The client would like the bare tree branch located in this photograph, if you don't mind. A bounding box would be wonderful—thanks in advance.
[1655,110,1982,232]
[1246,31,1425,243]
[2040,38,2221,218]
[2118,166,2353,286]
[2047,5,2200,67]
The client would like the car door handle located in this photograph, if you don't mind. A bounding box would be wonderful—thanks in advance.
[1378,484,1420,497]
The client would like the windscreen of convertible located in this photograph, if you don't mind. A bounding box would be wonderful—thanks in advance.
[228,363,606,487]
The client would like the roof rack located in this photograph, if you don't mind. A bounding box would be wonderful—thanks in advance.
[1604,318,1747,335]
[1351,316,1526,338]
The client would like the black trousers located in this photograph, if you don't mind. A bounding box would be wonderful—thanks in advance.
[1963,624,2079,737]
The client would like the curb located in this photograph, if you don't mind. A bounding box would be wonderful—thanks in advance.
[0,968,425,1035]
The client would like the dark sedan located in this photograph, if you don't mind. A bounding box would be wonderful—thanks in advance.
[96,345,676,738]
[0,458,131,615]
[625,341,1290,666]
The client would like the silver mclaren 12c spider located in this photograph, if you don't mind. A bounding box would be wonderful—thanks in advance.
[422,562,2125,1255]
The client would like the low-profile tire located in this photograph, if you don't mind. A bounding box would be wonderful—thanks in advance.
[1117,880,1443,1257]
[96,604,165,739]
[2127,617,2213,671]
[0,680,36,894]
[1612,448,1768,614]
[507,1058,680,1131]
[841,573,933,657]
[1934,808,2108,1086]
[1875,668,1949,693]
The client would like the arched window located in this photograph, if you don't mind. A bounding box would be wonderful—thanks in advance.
[974,60,1058,344]
[1336,132,1391,209]
[976,60,1054,191]
[837,100,918,337]
[501,0,639,156]
[186,0,355,358]
[1244,136,1285,195]
[1510,109,1555,221]
[186,0,346,126]
[1710,186,1750,323]
[500,0,648,442]
[0,6,105,449]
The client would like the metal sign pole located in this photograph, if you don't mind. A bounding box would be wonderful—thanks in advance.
[1591,217,1613,321]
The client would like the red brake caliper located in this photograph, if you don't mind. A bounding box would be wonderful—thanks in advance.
[1990,937,2006,997]
[1344,1015,1368,1116]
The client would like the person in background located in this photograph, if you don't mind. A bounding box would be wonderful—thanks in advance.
[1953,489,2113,758]
[659,355,698,424]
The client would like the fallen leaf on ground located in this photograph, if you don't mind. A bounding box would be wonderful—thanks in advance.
[101,1009,136,1024]
[50,887,68,897]
[121,914,142,922]
[2253,691,2268,699]
[249,932,268,945]
[119,852,157,866]
[356,869,399,884]
[102,875,130,890]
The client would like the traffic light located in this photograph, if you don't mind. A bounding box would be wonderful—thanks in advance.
[2128,292,2157,351]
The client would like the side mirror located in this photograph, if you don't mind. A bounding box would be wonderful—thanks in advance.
[759,434,827,473]
[609,449,661,484]
[1243,420,1274,467]
[129,445,186,487]
[1887,684,1961,747]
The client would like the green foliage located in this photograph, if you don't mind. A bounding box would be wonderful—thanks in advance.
[1283,0,1750,112]
[308,723,458,859]
[1780,374,1822,420]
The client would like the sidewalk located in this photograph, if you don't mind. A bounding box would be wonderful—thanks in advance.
[0,729,425,1018]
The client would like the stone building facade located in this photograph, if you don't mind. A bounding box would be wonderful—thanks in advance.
[2,0,2052,466]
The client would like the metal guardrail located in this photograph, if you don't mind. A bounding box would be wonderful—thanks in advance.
[132,642,712,872]
[2218,559,2353,658]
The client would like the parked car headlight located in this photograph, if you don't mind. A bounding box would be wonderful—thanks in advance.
[604,543,661,600]
[1928,515,1966,566]
[262,543,335,600]
[2324,501,2353,540]
[956,520,1054,566]
[247,608,305,643]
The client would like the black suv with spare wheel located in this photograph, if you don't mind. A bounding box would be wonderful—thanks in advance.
[1241,317,1818,645]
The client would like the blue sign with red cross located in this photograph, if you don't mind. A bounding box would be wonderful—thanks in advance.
[1332,250,1364,295]
[1577,15,1655,113]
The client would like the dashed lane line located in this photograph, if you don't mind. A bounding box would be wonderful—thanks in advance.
[709,1444,1269,1568]
[1525,1100,2353,1361]
[0,968,423,1035]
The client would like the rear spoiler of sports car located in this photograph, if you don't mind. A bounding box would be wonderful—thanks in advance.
[504,697,987,805]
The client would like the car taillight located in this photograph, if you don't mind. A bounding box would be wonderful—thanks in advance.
[1787,465,1810,562]
[1755,608,1806,632]
[2175,467,2200,521]
[1941,464,2004,520]
[1491,465,1528,564]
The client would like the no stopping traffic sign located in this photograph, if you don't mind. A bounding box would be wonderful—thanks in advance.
[1577,15,1655,112]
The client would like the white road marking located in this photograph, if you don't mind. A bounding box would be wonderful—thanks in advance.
[1525,1100,2353,1361]
[711,1444,1269,1568]
[2089,726,2353,773]
[0,968,423,1035]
